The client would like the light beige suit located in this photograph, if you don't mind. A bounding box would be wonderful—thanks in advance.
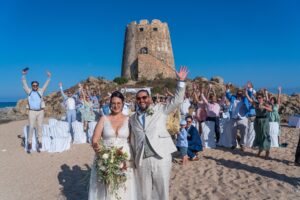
[130,81,185,200]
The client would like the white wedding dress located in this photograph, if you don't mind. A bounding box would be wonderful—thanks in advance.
[88,116,138,200]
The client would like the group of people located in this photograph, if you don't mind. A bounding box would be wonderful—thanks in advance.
[21,67,300,200]
[22,67,189,200]
[177,81,282,160]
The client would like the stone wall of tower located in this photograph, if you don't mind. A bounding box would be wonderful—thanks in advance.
[121,19,176,80]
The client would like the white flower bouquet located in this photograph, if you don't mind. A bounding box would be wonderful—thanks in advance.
[95,142,129,198]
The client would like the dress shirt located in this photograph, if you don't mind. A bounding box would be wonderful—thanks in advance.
[201,93,220,117]
[28,91,42,110]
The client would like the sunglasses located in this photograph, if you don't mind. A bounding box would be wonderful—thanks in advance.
[258,97,263,99]
[32,84,38,87]
[136,96,148,101]
[186,120,192,123]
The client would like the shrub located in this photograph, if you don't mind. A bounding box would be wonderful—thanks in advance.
[151,86,163,95]
[113,77,128,85]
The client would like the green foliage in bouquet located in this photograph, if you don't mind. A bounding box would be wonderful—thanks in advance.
[95,142,129,199]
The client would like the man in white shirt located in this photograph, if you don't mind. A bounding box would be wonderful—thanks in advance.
[180,93,191,120]
[226,86,249,151]
[59,82,76,137]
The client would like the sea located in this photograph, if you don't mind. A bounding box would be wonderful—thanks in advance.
[267,88,300,95]
[0,102,17,109]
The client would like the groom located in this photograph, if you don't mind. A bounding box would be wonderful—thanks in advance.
[130,66,188,200]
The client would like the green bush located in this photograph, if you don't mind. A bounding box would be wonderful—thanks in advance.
[152,86,163,95]
[113,77,128,85]
[136,76,150,86]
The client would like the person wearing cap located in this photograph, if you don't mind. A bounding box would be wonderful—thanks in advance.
[176,120,189,165]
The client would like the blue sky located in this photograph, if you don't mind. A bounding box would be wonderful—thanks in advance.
[0,0,299,101]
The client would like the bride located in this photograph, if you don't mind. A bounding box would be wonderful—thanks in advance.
[88,91,137,200]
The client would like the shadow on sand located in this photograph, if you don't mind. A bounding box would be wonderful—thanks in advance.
[216,146,293,165]
[58,164,91,200]
[204,155,300,187]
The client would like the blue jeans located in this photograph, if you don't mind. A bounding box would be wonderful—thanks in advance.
[67,110,76,136]
[187,145,202,159]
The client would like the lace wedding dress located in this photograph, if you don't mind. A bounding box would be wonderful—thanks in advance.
[88,116,138,200]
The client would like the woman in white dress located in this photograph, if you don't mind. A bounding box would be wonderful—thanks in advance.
[89,91,137,200]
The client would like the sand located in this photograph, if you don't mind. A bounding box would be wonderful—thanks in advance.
[0,119,299,200]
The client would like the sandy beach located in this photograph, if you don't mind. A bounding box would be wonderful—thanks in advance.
[0,119,299,200]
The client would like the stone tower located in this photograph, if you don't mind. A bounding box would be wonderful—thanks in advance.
[121,19,176,80]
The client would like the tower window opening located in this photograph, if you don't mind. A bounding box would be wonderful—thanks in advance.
[140,47,148,54]
[153,27,158,31]
[139,28,144,32]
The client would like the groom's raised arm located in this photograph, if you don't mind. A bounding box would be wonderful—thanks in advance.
[163,66,188,115]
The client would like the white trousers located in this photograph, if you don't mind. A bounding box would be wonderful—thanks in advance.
[230,118,248,147]
[136,155,172,200]
[244,120,255,147]
[28,110,44,144]
[269,122,279,147]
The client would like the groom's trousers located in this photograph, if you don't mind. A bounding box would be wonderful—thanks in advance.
[137,154,172,200]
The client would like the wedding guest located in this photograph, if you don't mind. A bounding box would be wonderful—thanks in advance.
[90,89,101,120]
[218,97,232,147]
[201,87,221,143]
[266,86,282,147]
[122,101,132,116]
[220,96,230,119]
[180,93,191,120]
[186,116,202,161]
[152,96,158,104]
[164,87,174,104]
[247,81,256,95]
[246,92,272,159]
[192,84,207,134]
[59,82,77,137]
[244,86,257,148]
[99,99,111,116]
[76,94,84,121]
[176,120,189,165]
[21,69,51,153]
[226,84,250,151]
[79,84,95,131]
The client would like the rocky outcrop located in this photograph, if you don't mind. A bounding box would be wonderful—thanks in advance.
[279,94,300,122]
[0,107,27,124]
[211,76,224,84]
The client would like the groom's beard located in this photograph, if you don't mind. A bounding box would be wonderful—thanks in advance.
[138,104,149,112]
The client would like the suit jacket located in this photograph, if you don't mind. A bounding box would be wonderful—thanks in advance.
[186,125,202,148]
[130,81,186,167]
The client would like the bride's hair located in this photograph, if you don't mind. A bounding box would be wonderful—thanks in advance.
[110,91,125,104]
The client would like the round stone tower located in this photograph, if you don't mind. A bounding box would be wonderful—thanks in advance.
[121,19,176,80]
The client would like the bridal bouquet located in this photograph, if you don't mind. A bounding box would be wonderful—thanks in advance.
[95,143,129,198]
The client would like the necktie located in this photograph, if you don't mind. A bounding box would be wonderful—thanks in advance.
[141,113,145,129]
